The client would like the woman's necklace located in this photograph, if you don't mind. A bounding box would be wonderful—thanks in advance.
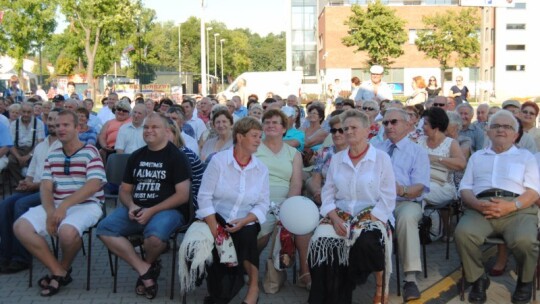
[348,144,369,160]
[233,148,251,168]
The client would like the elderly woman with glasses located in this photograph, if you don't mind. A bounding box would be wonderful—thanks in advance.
[360,100,380,140]
[98,100,132,163]
[308,109,395,304]
[519,101,540,151]
[426,76,442,99]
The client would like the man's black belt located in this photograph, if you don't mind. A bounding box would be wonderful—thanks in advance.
[477,189,519,199]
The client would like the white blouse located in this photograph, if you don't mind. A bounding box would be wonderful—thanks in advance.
[196,149,270,224]
[321,144,396,223]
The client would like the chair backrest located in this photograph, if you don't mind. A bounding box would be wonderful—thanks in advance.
[106,153,131,185]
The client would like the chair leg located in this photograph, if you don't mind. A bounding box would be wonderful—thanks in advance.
[395,238,401,297]
[28,257,33,288]
[113,254,119,293]
[108,250,114,277]
[446,207,452,260]
[170,238,177,300]
[422,243,427,278]
[86,228,92,291]
[459,265,465,301]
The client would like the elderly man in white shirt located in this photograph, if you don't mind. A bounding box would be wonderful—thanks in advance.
[115,104,147,154]
[455,110,540,304]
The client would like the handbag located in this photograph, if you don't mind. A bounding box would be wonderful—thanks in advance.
[263,226,287,294]
[430,161,449,186]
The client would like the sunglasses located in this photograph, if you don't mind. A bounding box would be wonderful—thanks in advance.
[64,156,71,175]
[116,108,129,113]
[433,103,446,107]
[362,107,375,112]
[522,110,537,116]
[382,119,401,126]
[330,128,344,135]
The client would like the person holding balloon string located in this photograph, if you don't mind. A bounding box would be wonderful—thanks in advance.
[308,109,396,304]
[254,108,308,290]
[194,117,270,304]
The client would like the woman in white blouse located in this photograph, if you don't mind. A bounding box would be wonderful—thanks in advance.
[196,117,270,304]
[308,110,396,304]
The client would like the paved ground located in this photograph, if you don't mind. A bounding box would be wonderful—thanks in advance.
[0,200,537,303]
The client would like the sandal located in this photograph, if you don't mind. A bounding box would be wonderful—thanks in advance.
[296,272,312,291]
[140,260,162,299]
[40,273,72,297]
[135,277,145,296]
[38,267,72,289]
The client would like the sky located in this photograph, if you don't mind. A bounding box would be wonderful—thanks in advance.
[143,0,287,36]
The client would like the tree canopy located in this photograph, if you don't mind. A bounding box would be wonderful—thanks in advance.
[415,8,480,70]
[342,0,407,69]
[0,0,57,89]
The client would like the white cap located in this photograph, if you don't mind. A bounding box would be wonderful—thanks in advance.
[370,65,384,74]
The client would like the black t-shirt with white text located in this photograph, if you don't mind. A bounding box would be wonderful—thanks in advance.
[124,142,191,210]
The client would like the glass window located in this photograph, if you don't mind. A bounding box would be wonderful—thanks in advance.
[408,29,417,44]
[506,24,526,30]
[506,65,525,71]
[506,45,526,50]
[508,2,526,9]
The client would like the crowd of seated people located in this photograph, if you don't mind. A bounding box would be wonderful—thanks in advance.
[1,81,539,304]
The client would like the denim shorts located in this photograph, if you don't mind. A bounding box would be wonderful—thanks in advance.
[96,206,184,242]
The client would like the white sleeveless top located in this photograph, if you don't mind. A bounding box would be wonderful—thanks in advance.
[418,136,454,184]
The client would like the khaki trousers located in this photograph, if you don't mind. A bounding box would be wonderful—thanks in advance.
[455,203,539,283]
[394,200,423,273]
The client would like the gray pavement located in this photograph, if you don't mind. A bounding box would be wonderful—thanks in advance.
[0,201,537,303]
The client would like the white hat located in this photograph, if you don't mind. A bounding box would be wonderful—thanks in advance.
[370,65,384,74]
[281,106,296,117]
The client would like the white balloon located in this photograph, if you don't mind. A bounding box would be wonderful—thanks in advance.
[279,196,319,235]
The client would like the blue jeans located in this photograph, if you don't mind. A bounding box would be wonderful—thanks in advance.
[0,191,41,264]
[96,206,184,242]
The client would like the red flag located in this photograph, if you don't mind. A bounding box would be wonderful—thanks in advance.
[0,11,4,24]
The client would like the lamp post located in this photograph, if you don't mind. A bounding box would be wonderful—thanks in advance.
[200,0,207,95]
[214,33,220,78]
[206,26,213,86]
[220,39,226,88]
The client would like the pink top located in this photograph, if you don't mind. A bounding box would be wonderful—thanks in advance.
[105,118,132,148]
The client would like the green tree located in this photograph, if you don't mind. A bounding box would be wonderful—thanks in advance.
[415,8,480,87]
[342,0,407,68]
[247,33,286,72]
[0,0,57,90]
[59,0,139,98]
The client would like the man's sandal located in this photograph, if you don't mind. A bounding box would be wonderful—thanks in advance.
[38,267,72,289]
[140,260,161,299]
[40,273,72,297]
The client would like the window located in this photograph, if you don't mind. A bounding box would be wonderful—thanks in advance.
[408,29,418,44]
[509,2,526,9]
[506,45,525,51]
[506,24,526,30]
[506,65,526,71]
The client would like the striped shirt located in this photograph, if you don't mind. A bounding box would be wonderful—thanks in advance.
[181,146,204,208]
[42,144,107,206]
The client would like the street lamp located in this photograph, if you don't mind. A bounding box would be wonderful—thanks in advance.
[220,39,226,87]
[206,26,213,85]
[214,33,220,78]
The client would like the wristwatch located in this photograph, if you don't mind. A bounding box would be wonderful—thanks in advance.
[514,199,523,210]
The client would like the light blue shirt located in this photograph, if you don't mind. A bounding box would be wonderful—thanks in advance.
[0,123,13,147]
[375,137,431,202]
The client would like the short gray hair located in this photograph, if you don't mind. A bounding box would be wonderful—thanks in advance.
[488,109,518,131]
[384,108,410,122]
[340,109,370,128]
[455,103,473,113]
[362,100,379,112]
[446,111,463,130]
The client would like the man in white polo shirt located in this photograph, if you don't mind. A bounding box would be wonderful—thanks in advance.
[116,103,147,154]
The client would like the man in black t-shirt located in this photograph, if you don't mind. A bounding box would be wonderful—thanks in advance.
[97,113,191,299]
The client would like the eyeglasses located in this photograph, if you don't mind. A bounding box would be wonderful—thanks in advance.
[64,157,71,175]
[382,119,402,126]
[343,126,358,132]
[116,108,129,113]
[362,107,375,112]
[433,103,446,107]
[429,79,436,82]
[522,110,537,116]
[330,128,344,135]
[489,124,514,131]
